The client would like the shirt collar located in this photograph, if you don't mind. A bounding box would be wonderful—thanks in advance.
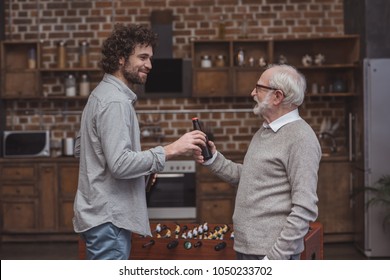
[103,73,138,103]
[263,108,301,132]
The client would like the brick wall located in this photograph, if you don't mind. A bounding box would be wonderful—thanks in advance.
[2,0,346,155]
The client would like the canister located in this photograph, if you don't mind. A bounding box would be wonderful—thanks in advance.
[79,74,90,97]
[65,74,76,97]
[201,55,212,68]
[57,40,67,69]
[62,138,74,156]
[79,41,89,68]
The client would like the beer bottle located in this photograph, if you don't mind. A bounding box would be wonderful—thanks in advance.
[192,117,213,160]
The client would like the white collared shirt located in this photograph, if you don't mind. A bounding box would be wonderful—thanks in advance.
[263,108,302,132]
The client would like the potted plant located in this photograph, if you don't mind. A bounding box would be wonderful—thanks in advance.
[364,175,390,229]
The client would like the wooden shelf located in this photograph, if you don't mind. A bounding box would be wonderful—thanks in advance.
[306,92,358,97]
[192,36,360,97]
[40,68,101,72]
[1,40,102,99]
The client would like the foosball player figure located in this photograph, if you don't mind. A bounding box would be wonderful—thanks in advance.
[174,224,180,239]
[192,226,198,238]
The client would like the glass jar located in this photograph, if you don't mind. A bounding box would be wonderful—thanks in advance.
[79,74,90,97]
[79,41,89,68]
[28,48,36,69]
[201,55,212,68]
[65,74,76,97]
[215,54,226,67]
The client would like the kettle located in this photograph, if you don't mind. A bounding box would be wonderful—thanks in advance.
[62,138,74,156]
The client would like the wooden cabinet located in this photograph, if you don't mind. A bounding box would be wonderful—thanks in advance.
[191,36,360,97]
[0,41,41,97]
[0,159,79,241]
[0,40,102,99]
[196,165,237,224]
[317,160,354,242]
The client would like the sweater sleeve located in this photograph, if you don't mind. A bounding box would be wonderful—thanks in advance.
[208,152,242,187]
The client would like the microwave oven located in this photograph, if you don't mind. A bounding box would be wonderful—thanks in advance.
[2,130,50,158]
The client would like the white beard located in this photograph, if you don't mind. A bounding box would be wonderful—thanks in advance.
[253,94,271,116]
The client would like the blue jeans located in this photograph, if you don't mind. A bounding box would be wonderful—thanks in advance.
[81,222,132,260]
[236,251,300,260]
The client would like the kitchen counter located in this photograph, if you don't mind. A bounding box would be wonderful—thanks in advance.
[0,156,79,163]
[221,151,350,162]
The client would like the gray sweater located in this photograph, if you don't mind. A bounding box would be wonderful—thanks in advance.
[208,119,321,260]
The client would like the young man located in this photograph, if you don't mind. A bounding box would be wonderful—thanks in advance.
[73,24,207,260]
[195,64,321,260]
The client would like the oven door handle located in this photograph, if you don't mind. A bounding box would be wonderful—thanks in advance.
[156,173,185,178]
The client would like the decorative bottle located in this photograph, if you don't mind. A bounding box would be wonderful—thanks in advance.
[218,15,226,39]
[192,117,213,160]
[237,48,245,66]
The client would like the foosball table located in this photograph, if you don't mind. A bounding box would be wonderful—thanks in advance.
[78,222,323,260]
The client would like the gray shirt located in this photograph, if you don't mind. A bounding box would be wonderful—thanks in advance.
[208,116,321,260]
[73,74,165,236]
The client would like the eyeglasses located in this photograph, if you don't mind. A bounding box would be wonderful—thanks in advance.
[255,83,285,96]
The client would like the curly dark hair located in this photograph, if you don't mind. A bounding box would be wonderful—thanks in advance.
[100,23,158,74]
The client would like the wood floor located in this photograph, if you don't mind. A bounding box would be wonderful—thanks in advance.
[0,241,370,260]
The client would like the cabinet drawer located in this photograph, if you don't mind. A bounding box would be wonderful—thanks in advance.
[1,184,36,196]
[1,165,36,180]
[198,182,234,194]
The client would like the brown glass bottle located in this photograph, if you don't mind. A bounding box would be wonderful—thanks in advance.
[192,117,213,160]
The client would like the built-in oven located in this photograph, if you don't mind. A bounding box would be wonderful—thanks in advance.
[147,160,196,220]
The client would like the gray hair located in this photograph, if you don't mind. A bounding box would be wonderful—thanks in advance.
[267,64,306,106]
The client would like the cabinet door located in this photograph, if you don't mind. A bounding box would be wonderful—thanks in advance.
[197,197,234,224]
[1,200,39,231]
[234,69,260,96]
[58,164,79,231]
[193,70,231,96]
[317,161,353,242]
[39,164,57,230]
